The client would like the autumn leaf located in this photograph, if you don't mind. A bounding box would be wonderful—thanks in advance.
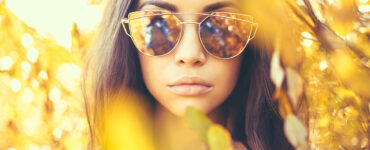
[102,93,154,150]
[278,91,294,119]
[270,50,285,89]
[286,67,304,109]
[284,114,308,150]
[185,106,213,143]
[185,107,235,150]
[207,124,234,150]
[330,50,370,99]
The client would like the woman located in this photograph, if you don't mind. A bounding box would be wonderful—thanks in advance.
[83,0,293,149]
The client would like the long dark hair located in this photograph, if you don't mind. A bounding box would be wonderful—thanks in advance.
[83,0,293,149]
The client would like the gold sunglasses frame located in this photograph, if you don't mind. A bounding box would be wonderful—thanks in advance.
[121,10,258,59]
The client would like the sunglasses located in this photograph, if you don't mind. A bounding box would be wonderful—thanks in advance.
[121,10,258,59]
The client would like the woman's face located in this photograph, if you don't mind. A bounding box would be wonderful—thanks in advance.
[137,0,242,116]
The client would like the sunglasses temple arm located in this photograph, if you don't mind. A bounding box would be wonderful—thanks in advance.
[121,19,132,38]
[250,23,258,39]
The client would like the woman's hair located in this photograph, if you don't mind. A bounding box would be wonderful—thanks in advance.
[83,0,293,149]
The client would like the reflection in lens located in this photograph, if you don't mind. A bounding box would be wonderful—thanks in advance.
[129,12,181,56]
[200,14,252,58]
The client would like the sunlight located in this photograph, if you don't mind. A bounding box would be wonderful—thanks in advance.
[7,0,103,49]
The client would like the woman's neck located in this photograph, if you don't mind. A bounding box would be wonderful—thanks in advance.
[153,104,226,150]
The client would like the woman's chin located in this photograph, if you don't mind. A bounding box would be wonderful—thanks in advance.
[162,100,213,117]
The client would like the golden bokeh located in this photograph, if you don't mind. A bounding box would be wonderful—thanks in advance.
[0,0,369,149]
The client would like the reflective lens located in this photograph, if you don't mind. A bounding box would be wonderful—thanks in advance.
[128,11,182,56]
[199,13,253,58]
[124,11,257,58]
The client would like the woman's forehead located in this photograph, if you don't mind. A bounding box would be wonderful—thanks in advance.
[137,0,239,12]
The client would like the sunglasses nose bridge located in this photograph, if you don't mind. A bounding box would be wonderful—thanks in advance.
[181,21,201,25]
[174,24,206,66]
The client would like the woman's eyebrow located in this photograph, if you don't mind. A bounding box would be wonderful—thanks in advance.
[202,1,236,12]
[138,1,178,12]
[138,1,236,12]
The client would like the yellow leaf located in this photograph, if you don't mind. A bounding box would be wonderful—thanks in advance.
[185,106,213,143]
[102,92,154,150]
[278,91,294,119]
[324,0,357,37]
[284,115,308,149]
[270,51,285,89]
[207,124,234,150]
[286,68,303,109]
[330,50,370,99]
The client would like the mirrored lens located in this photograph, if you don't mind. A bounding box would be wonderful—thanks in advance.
[129,11,182,56]
[199,13,253,58]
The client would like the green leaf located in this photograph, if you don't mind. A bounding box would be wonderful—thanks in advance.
[184,106,213,143]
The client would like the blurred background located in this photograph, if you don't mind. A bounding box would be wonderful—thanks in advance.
[0,0,369,149]
[0,0,103,149]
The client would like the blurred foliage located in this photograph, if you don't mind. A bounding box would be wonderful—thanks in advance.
[0,0,96,149]
[242,0,369,149]
[185,107,233,150]
[0,0,369,150]
[99,91,154,150]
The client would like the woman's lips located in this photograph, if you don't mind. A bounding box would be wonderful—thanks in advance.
[168,84,213,96]
[168,76,213,96]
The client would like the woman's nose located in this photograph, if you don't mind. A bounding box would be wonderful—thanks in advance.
[174,24,206,67]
